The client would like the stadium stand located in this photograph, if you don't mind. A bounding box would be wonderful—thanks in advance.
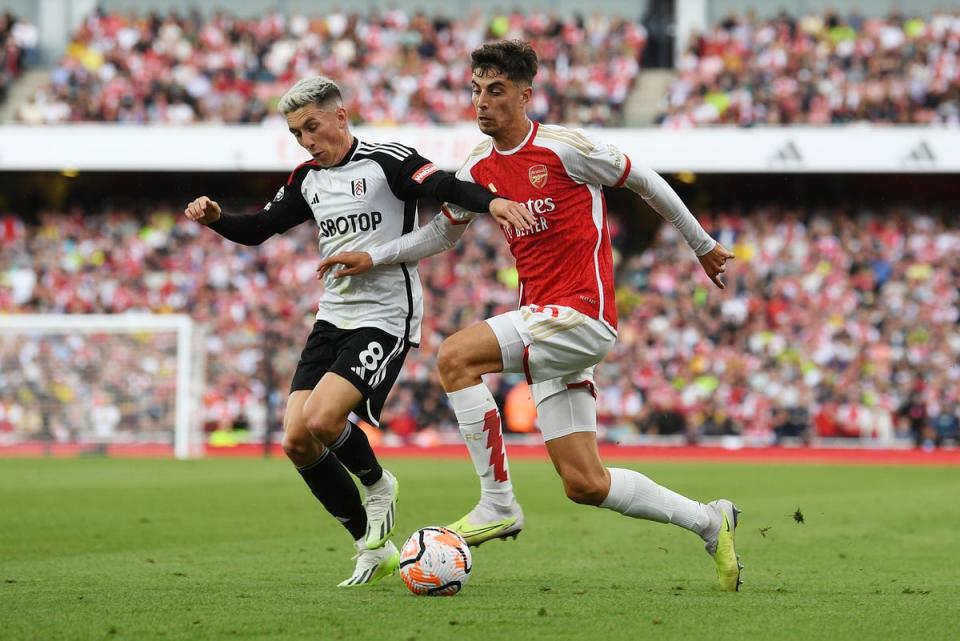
[2,203,957,448]
[657,10,960,127]
[17,8,646,126]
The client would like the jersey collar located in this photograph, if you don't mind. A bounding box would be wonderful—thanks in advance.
[332,137,360,168]
[493,120,537,156]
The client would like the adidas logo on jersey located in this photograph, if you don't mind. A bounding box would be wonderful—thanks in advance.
[351,366,365,379]
[311,193,320,205]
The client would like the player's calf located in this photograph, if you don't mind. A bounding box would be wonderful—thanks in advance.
[560,469,610,506]
[544,429,611,506]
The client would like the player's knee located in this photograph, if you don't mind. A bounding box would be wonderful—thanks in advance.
[562,472,608,506]
[281,431,315,462]
[437,339,483,391]
[303,407,344,443]
[436,339,469,380]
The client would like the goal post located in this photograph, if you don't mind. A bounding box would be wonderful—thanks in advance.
[0,314,205,459]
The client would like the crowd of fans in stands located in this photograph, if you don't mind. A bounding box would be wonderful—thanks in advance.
[658,10,960,127]
[7,8,960,128]
[0,12,37,104]
[17,8,645,127]
[1,201,958,449]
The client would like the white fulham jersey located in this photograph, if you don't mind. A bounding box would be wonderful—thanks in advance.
[309,140,427,343]
[226,138,453,345]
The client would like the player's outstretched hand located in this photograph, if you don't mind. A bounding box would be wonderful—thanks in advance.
[317,252,374,279]
[490,198,536,231]
[698,242,735,289]
[184,196,222,225]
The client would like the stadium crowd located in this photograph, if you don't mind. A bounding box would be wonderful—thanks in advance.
[658,10,960,127]
[1,200,958,450]
[0,12,37,104]
[17,8,645,127]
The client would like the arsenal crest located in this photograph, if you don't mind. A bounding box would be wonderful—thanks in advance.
[352,178,367,198]
[528,164,548,189]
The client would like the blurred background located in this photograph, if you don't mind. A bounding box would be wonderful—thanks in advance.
[0,0,957,457]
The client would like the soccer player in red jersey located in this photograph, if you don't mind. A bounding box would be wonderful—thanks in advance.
[319,41,743,590]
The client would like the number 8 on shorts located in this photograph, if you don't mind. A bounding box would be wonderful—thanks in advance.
[359,341,384,371]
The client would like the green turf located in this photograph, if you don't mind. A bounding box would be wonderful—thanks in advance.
[1,458,957,641]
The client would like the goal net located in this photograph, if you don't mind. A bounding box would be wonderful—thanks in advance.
[0,314,205,459]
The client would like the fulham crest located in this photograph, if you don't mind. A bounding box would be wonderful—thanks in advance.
[352,178,367,198]
[529,164,548,189]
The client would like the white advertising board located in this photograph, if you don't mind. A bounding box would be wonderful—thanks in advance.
[0,125,957,173]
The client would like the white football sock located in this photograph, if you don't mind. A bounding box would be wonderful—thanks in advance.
[600,467,712,537]
[447,383,515,509]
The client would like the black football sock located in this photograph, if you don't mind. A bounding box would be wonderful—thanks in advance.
[328,421,384,486]
[297,449,367,540]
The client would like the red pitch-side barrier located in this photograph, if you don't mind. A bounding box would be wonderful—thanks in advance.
[1,443,958,466]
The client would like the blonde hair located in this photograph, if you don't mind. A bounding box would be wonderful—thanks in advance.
[278,76,343,115]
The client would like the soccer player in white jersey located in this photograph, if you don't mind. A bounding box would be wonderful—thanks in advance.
[319,41,744,591]
[183,76,533,588]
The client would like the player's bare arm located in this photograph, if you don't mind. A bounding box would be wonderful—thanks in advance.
[183,196,221,225]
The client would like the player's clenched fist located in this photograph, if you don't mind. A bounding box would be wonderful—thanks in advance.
[183,196,222,225]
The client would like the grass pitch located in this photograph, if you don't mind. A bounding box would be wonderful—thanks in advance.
[1,457,957,641]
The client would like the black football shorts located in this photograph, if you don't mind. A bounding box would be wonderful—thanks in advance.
[290,320,410,426]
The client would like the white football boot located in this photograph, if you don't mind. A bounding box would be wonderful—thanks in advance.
[363,469,398,549]
[702,499,743,592]
[337,539,400,588]
[447,499,524,546]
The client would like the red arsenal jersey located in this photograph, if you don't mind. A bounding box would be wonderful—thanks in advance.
[450,121,631,332]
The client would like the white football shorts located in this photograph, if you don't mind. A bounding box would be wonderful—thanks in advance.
[485,304,616,440]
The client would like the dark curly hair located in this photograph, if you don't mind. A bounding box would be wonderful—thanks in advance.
[471,40,539,85]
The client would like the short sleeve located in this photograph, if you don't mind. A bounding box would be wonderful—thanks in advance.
[555,128,632,188]
[455,164,476,183]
